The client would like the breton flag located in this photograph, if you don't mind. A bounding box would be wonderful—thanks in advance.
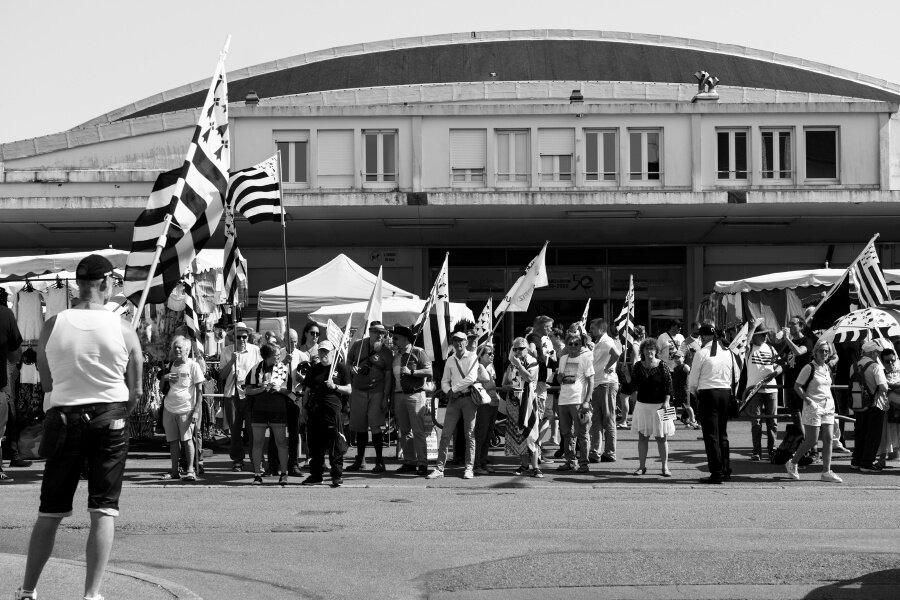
[327,314,353,379]
[180,271,204,357]
[355,266,384,342]
[809,234,886,330]
[613,274,635,348]
[473,298,493,346]
[495,242,549,318]
[225,154,281,224]
[414,253,450,361]
[223,199,248,306]
[124,48,230,306]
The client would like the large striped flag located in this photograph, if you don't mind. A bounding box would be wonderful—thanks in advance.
[124,48,230,306]
[809,234,886,329]
[180,271,204,357]
[614,274,635,348]
[223,199,248,306]
[495,242,549,318]
[473,298,493,346]
[414,253,449,361]
[225,154,281,224]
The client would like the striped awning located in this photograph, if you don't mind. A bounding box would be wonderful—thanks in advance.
[817,305,900,344]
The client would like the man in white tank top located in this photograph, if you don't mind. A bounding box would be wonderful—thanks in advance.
[16,254,143,600]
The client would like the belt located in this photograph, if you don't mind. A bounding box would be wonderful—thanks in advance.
[53,402,126,415]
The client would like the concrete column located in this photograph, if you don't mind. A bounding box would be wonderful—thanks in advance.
[691,114,702,192]
[878,112,890,191]
[486,124,496,188]
[686,245,705,324]
[411,116,423,192]
[750,125,762,187]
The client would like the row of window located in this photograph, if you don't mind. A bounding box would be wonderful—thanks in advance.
[275,126,840,188]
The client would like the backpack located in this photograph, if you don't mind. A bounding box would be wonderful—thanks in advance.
[850,359,878,412]
[771,423,805,465]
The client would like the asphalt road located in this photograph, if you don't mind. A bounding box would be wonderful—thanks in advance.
[2,423,899,600]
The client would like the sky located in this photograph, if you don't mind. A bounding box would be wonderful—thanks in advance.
[2,0,898,144]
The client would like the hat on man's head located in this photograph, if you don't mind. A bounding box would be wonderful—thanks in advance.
[698,324,716,336]
[861,340,883,354]
[318,340,336,353]
[75,254,114,280]
[368,320,387,333]
[450,331,467,342]
[752,326,771,335]
[392,325,414,342]
[233,321,250,333]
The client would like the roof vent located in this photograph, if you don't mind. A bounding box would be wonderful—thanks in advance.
[245,90,260,106]
[569,89,584,104]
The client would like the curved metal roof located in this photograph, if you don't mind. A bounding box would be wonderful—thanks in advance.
[110,31,899,122]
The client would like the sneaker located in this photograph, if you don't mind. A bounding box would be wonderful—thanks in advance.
[14,588,36,599]
[750,453,761,461]
[372,462,386,474]
[600,454,616,463]
[252,475,263,485]
[301,476,323,485]
[832,444,852,455]
[9,458,32,468]
[182,472,197,482]
[426,469,444,479]
[553,448,566,459]
[416,465,429,477]
[576,464,590,473]
[473,467,491,476]
[556,462,575,472]
[860,464,883,473]
[785,460,800,480]
[514,465,529,475]
[820,470,843,483]
[345,458,366,472]
[278,473,288,487]
[395,463,418,473]
[331,477,343,487]
[0,472,13,482]
[849,463,861,470]
[462,468,474,479]
[531,468,544,478]
[588,454,601,464]
[231,461,244,472]
[289,466,304,477]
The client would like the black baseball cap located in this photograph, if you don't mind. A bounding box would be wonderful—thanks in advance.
[392,325,414,342]
[75,254,114,280]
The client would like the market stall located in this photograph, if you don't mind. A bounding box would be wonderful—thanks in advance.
[310,296,474,329]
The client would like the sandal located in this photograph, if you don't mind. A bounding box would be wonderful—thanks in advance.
[159,472,179,480]
[633,467,647,476]
[182,472,197,482]
[661,467,672,477]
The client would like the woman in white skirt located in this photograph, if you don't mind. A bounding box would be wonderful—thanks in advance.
[630,338,676,476]
[784,339,842,482]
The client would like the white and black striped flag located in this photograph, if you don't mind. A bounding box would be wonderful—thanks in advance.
[223,199,248,306]
[124,50,230,306]
[414,253,450,361]
[809,234,887,329]
[614,274,636,348]
[181,271,204,356]
[225,155,281,224]
[473,298,493,346]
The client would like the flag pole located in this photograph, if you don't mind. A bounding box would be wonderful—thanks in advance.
[807,232,880,325]
[276,151,293,353]
[131,213,175,328]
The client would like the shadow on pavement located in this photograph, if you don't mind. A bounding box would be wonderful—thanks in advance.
[804,568,900,599]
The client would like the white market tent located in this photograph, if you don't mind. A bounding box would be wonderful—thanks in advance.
[257,254,419,314]
[310,296,475,329]
[0,248,129,280]
[715,268,900,294]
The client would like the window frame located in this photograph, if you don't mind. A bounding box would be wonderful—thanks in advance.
[316,129,355,190]
[361,129,398,186]
[627,128,663,184]
[583,128,618,186]
[537,128,575,186]
[760,127,794,183]
[803,126,840,183]
[274,130,310,188]
[449,128,487,186]
[495,129,530,187]
[715,127,750,183]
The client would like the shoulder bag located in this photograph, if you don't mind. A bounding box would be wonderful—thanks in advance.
[452,356,492,406]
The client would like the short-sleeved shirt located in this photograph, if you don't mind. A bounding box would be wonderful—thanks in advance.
[860,358,888,404]
[164,359,206,414]
[303,361,351,413]
[220,343,261,398]
[0,306,23,389]
[657,332,684,370]
[348,338,393,391]
[671,364,689,405]
[592,334,620,386]
[780,335,814,387]
[796,363,834,413]
[557,350,595,406]
[746,342,779,390]
[393,346,431,393]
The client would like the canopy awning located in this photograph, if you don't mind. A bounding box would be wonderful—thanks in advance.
[257,254,418,314]
[0,248,129,281]
[715,268,900,294]
[310,297,474,329]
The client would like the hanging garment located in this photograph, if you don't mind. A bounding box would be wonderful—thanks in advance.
[15,289,44,341]
[44,286,72,319]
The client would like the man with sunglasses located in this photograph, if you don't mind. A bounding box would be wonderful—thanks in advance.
[391,325,433,475]
[219,322,261,472]
[346,321,394,473]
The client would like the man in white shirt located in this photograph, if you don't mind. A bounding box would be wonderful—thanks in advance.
[219,322,261,472]
[744,327,779,460]
[657,320,684,371]
[687,323,736,484]
[589,318,620,462]
[429,332,478,479]
[555,334,594,472]
[679,321,702,367]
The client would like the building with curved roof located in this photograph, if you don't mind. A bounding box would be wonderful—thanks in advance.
[2,30,900,330]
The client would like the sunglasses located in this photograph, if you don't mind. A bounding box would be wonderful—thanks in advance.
[236,335,249,340]
[308,331,320,336]
[513,347,526,352]
[567,342,582,347]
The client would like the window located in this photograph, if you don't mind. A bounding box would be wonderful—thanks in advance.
[538,128,575,183]
[449,129,486,184]
[761,129,793,180]
[497,130,529,184]
[716,129,749,180]
[805,128,839,180]
[275,131,309,184]
[363,130,397,183]
[317,130,354,188]
[585,129,617,183]
[628,129,661,181]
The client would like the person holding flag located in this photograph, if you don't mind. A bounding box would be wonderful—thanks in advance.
[589,318,621,462]
[345,321,393,474]
[391,325,433,476]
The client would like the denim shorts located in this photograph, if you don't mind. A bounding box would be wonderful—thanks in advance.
[39,402,129,518]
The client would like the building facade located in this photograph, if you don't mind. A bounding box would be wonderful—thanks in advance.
[2,30,900,335]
